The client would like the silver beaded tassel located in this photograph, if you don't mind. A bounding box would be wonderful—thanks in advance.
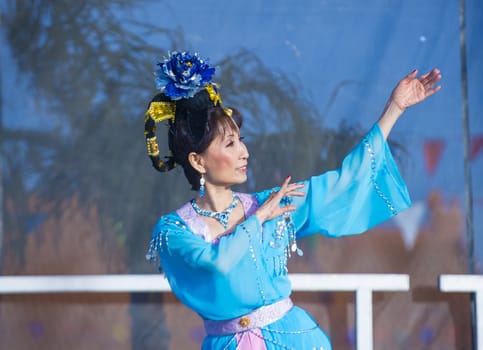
[285,213,303,257]
[281,196,303,257]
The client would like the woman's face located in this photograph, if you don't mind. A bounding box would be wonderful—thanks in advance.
[201,124,249,189]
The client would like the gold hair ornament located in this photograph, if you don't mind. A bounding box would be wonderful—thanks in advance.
[146,101,176,123]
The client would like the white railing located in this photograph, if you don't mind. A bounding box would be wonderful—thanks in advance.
[0,273,409,350]
[439,274,483,350]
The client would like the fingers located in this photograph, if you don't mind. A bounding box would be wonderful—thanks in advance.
[280,175,292,191]
[406,69,418,79]
[425,84,442,97]
[268,176,290,203]
[273,176,306,204]
[272,176,305,209]
[429,69,442,86]
[420,68,441,84]
[285,182,306,197]
[408,68,441,86]
[278,176,305,197]
[421,69,442,95]
[255,177,305,223]
[287,190,305,197]
[429,67,441,77]
[279,204,296,213]
[419,72,430,82]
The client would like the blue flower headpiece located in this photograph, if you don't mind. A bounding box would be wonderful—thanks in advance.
[146,51,232,173]
[155,51,216,100]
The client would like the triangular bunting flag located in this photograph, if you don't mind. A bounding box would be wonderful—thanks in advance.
[424,140,445,176]
[394,201,426,250]
[470,135,483,160]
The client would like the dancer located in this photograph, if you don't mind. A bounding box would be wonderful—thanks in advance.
[146,51,442,349]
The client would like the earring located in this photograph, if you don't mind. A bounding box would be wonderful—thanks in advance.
[199,175,205,198]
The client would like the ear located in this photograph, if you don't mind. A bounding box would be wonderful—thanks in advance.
[188,152,205,174]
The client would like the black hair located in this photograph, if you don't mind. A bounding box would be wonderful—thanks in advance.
[149,89,243,190]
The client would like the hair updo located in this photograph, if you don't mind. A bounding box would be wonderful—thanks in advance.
[149,89,243,190]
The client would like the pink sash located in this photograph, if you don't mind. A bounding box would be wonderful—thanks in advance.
[235,328,267,349]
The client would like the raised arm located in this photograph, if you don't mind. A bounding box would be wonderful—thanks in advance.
[378,68,442,140]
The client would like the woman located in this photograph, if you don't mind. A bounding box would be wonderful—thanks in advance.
[145,51,442,349]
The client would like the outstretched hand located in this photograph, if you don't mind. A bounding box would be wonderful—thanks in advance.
[391,68,442,110]
[254,176,305,224]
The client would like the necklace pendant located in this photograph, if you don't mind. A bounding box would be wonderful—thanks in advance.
[217,213,229,230]
[191,193,239,231]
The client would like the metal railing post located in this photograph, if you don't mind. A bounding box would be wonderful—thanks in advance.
[439,274,483,350]
[0,273,410,350]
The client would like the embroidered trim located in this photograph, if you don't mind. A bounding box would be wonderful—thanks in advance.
[177,202,211,240]
[363,137,398,216]
[145,218,187,263]
[240,222,267,304]
[254,324,324,350]
[237,192,260,217]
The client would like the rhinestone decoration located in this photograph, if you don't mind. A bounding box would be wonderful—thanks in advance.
[363,137,398,216]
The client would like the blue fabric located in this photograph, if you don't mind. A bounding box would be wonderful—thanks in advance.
[148,123,411,349]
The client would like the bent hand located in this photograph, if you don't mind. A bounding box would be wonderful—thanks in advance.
[391,68,442,111]
[378,68,443,139]
[254,176,305,224]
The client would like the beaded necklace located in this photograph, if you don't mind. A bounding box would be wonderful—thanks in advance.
[191,193,240,230]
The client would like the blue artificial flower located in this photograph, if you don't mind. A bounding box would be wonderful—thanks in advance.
[155,51,216,100]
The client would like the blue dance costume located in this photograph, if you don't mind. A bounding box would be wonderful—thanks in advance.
[147,124,411,349]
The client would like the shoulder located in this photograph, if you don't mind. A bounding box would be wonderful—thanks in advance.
[152,211,189,236]
[146,211,191,263]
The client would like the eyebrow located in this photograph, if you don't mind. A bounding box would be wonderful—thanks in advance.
[223,132,238,140]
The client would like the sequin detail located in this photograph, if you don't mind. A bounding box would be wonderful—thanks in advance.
[145,218,187,264]
[363,137,398,216]
[253,324,324,350]
[272,196,303,256]
[240,222,266,304]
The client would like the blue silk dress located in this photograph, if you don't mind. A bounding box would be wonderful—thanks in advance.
[147,124,411,350]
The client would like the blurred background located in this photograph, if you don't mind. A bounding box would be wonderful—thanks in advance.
[0,0,482,349]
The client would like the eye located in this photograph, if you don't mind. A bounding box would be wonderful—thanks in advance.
[226,135,243,147]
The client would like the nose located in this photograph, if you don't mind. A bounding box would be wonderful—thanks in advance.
[240,141,249,160]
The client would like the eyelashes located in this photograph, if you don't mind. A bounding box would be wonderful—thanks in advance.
[226,136,245,147]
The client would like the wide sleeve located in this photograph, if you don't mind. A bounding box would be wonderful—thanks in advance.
[146,214,263,275]
[290,123,411,238]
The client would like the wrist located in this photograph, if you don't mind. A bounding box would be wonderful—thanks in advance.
[378,99,405,140]
[389,98,405,113]
[254,211,266,225]
[383,99,405,121]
